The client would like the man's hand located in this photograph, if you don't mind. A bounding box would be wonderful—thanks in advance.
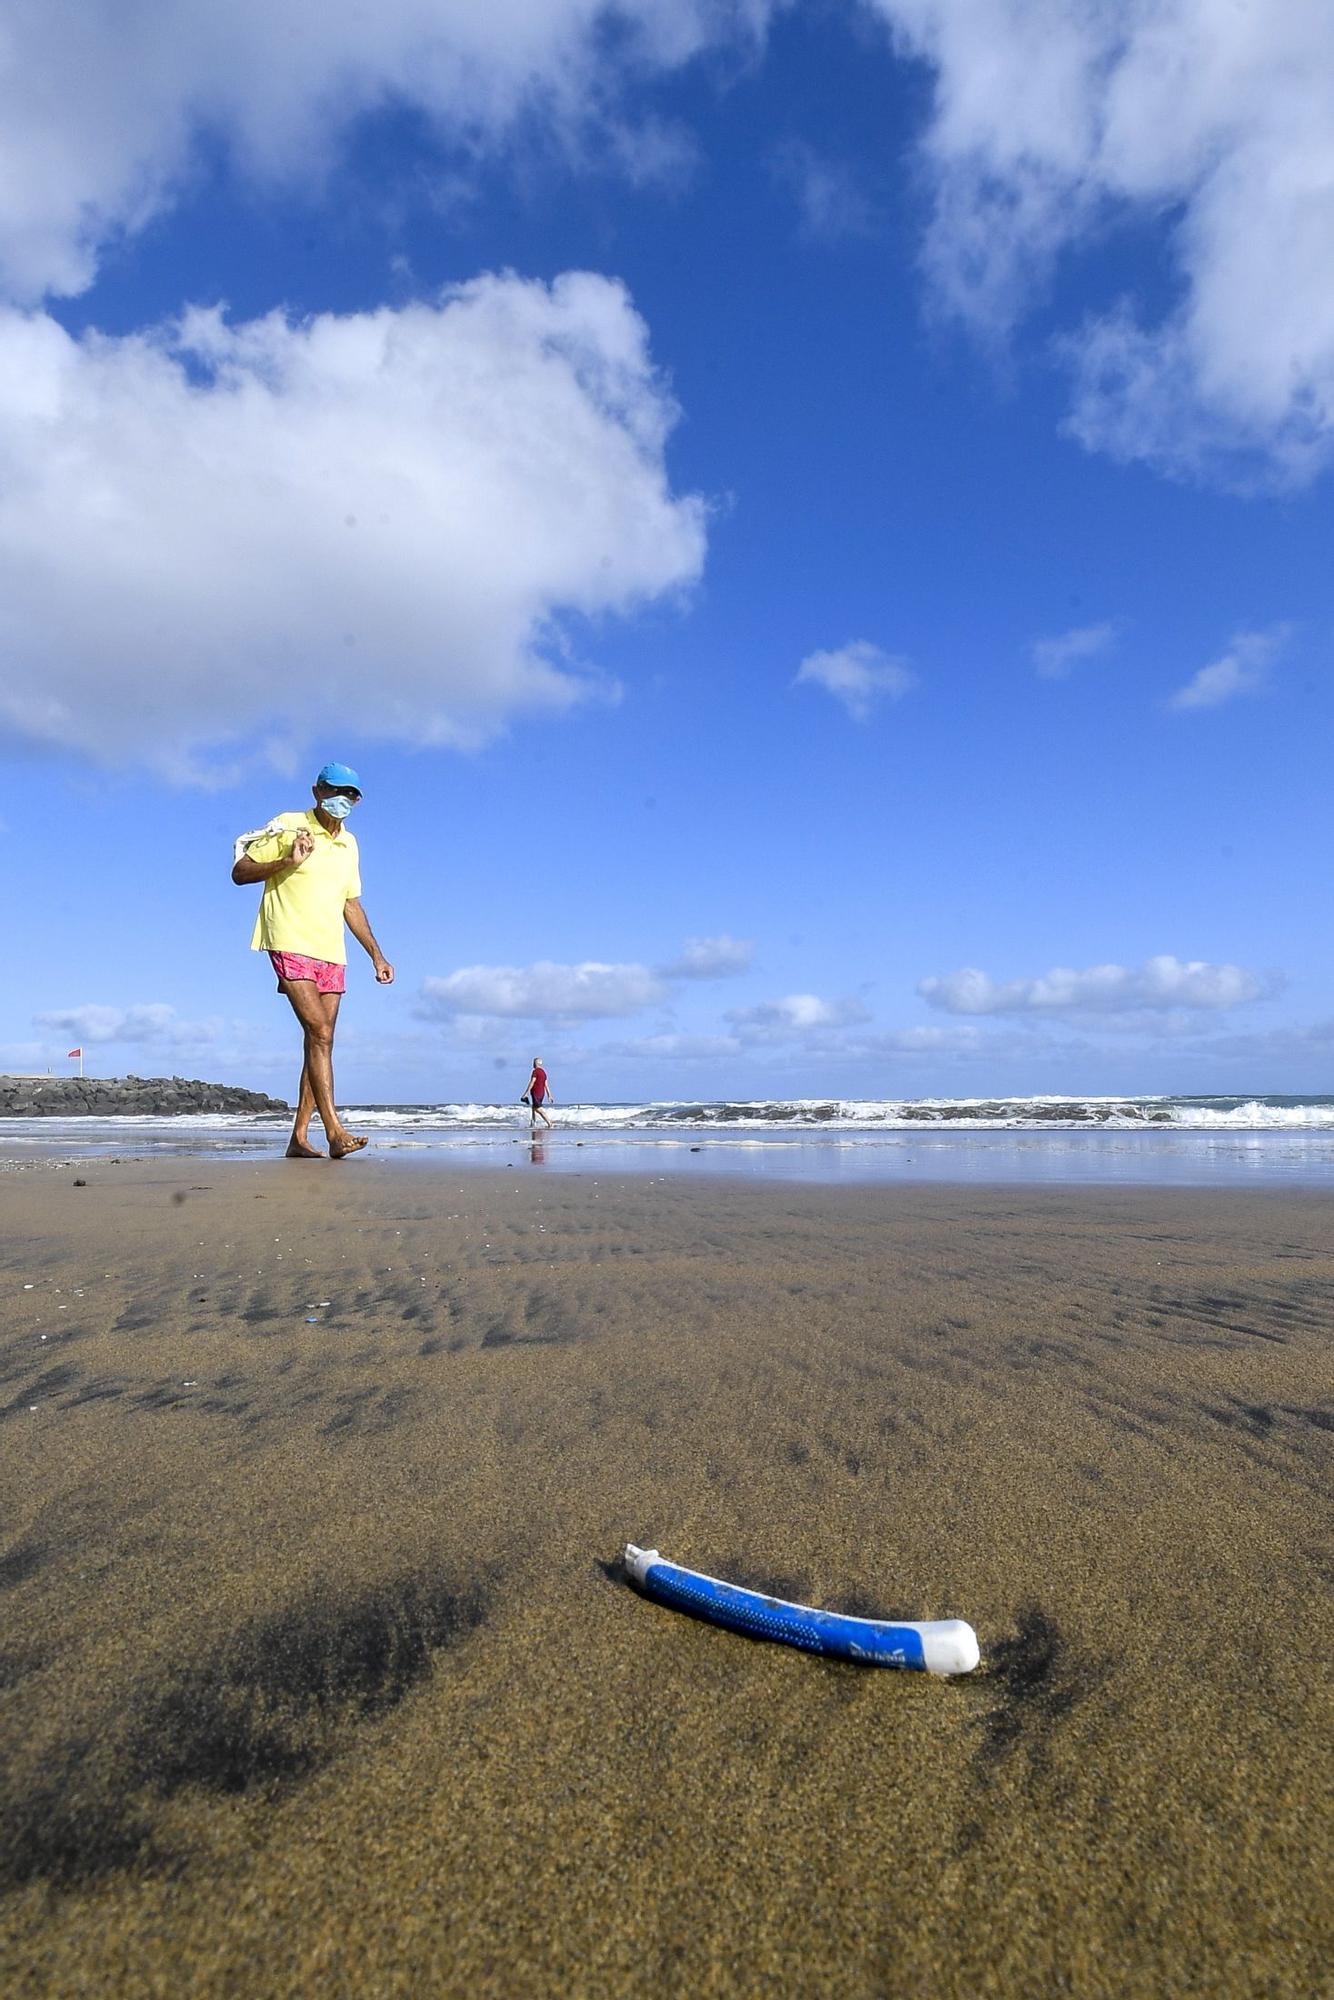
[373,958,395,984]
[231,831,309,886]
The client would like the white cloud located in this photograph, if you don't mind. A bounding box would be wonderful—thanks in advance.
[1032,621,1115,679]
[418,959,665,1019]
[727,993,871,1038]
[919,955,1273,1017]
[0,1,777,304]
[1168,626,1288,712]
[418,932,755,1026]
[659,934,754,978]
[794,641,915,722]
[33,1003,220,1046]
[868,0,1334,484]
[0,275,705,778]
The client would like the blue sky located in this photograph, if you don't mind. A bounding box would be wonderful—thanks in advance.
[4,1,1334,1104]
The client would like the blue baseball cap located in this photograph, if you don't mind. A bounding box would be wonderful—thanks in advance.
[315,761,361,792]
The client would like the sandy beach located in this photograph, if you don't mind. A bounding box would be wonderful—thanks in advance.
[1,1155,1330,1997]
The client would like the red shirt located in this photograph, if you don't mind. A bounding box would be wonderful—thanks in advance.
[530,1066,548,1103]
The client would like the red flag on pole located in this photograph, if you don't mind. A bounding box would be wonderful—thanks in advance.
[68,1047,82,1058]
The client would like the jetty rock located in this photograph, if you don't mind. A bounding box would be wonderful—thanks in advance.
[0,1075,289,1117]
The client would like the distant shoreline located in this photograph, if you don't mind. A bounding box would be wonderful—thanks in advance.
[0,1074,287,1117]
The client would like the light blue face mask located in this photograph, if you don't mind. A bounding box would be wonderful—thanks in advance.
[321,794,357,821]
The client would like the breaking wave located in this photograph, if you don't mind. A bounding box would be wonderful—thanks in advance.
[7,1095,1334,1139]
[8,1093,1334,1184]
[339,1095,1334,1132]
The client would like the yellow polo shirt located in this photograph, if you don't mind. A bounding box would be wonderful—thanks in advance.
[247,811,361,965]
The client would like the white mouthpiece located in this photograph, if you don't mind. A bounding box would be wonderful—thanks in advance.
[622,1543,660,1585]
[917,1619,981,1676]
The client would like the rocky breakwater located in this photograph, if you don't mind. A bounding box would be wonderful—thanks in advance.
[0,1075,288,1117]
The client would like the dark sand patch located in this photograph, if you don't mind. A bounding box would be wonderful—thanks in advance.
[0,1569,492,1897]
[1,1161,1331,1997]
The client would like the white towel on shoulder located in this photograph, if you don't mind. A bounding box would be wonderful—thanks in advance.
[231,820,287,865]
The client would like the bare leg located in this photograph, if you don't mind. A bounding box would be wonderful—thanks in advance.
[314,992,368,1158]
[286,1059,324,1157]
[278,983,367,1158]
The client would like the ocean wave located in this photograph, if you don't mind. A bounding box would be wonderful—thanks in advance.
[341,1095,1334,1132]
[5,1094,1334,1138]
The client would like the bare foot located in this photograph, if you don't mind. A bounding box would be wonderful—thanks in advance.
[285,1137,326,1159]
[329,1133,369,1159]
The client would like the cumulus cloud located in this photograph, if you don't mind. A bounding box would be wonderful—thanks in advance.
[1032,621,1115,679]
[659,934,754,978]
[418,959,665,1019]
[727,993,871,1038]
[869,0,1334,483]
[419,932,755,1026]
[0,0,777,303]
[33,1003,219,1046]
[1168,626,1288,712]
[0,275,705,777]
[794,641,915,722]
[918,955,1273,1017]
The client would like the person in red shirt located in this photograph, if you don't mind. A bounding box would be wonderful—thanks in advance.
[523,1058,553,1128]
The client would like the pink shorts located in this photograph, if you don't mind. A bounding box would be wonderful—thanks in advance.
[269,951,346,994]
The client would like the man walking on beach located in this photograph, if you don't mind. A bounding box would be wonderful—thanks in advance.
[524,1057,554,1129]
[232,762,394,1158]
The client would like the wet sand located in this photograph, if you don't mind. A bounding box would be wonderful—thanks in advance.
[1,1156,1330,1997]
